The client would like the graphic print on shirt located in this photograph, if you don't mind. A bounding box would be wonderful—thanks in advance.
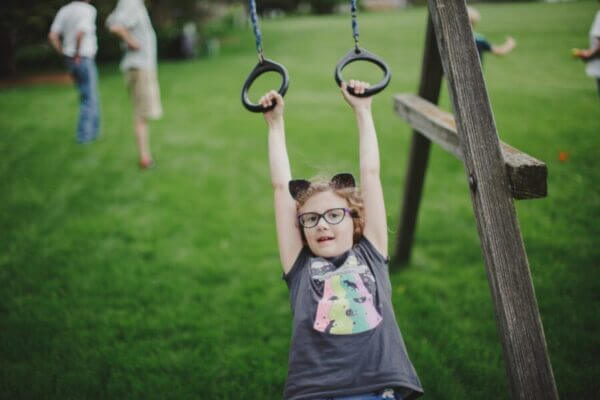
[311,255,382,335]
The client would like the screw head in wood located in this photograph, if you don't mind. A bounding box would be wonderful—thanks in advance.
[469,174,477,192]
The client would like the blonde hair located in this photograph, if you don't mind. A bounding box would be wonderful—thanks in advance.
[295,177,365,244]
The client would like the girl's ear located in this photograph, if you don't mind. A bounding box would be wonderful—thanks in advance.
[331,173,355,189]
[289,179,311,200]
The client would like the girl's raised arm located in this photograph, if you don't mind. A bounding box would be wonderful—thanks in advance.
[262,91,303,273]
[341,81,388,257]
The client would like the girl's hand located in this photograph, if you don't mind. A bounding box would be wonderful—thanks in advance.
[341,80,372,111]
[260,90,284,127]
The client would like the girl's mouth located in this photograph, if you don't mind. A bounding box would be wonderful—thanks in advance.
[317,236,334,243]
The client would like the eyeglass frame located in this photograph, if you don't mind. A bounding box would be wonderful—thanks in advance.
[297,207,353,229]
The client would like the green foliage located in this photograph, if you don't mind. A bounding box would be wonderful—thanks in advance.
[256,0,300,13]
[204,4,247,36]
[0,0,69,74]
[1,2,599,399]
[1,0,238,74]
[257,0,347,14]
[307,0,346,14]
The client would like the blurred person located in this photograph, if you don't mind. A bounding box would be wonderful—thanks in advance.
[106,0,162,170]
[49,0,101,144]
[181,22,198,59]
[467,6,516,63]
[573,7,600,96]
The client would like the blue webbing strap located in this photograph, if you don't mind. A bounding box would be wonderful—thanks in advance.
[248,0,264,61]
[351,0,360,49]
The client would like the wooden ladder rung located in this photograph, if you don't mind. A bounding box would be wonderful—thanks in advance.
[394,93,547,200]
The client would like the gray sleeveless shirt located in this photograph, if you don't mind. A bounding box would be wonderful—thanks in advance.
[283,238,423,400]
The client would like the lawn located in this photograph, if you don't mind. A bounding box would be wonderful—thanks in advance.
[1,1,599,399]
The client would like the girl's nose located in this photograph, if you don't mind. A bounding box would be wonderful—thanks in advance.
[316,218,329,230]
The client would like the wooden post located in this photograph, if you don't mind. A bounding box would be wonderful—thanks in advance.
[427,0,559,398]
[392,13,444,266]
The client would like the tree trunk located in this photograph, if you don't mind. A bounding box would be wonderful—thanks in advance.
[0,27,17,77]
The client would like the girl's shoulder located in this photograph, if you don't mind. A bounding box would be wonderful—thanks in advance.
[353,236,389,266]
[283,246,311,285]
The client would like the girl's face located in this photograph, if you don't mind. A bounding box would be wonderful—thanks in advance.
[298,190,354,258]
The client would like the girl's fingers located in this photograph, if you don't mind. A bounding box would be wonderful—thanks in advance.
[260,93,272,107]
[345,80,370,94]
[260,91,284,109]
[340,81,350,98]
[356,81,364,94]
[342,79,374,97]
[276,92,284,107]
[358,81,370,94]
[269,90,280,103]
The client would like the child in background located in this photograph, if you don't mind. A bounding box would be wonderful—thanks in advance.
[106,0,162,169]
[467,6,516,63]
[260,81,424,400]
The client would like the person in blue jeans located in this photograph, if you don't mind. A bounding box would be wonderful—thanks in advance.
[49,0,101,143]
[64,56,100,143]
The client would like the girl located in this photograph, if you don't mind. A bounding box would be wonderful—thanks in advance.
[261,81,423,400]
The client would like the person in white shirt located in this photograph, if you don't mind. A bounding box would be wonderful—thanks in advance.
[49,0,101,143]
[573,8,600,97]
[106,0,162,170]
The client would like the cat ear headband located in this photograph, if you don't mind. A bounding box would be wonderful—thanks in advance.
[288,173,356,201]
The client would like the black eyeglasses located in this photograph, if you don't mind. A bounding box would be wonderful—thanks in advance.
[297,208,351,229]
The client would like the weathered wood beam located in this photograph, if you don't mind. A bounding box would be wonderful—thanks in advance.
[428,0,559,398]
[393,14,444,266]
[394,93,547,200]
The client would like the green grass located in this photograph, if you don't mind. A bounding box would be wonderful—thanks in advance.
[1,1,599,399]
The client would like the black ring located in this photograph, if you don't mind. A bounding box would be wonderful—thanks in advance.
[334,47,391,97]
[241,58,289,113]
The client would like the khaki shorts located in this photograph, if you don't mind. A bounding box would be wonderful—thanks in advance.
[126,68,163,120]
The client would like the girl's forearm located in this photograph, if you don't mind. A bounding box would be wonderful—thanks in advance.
[268,121,292,188]
[355,107,380,175]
